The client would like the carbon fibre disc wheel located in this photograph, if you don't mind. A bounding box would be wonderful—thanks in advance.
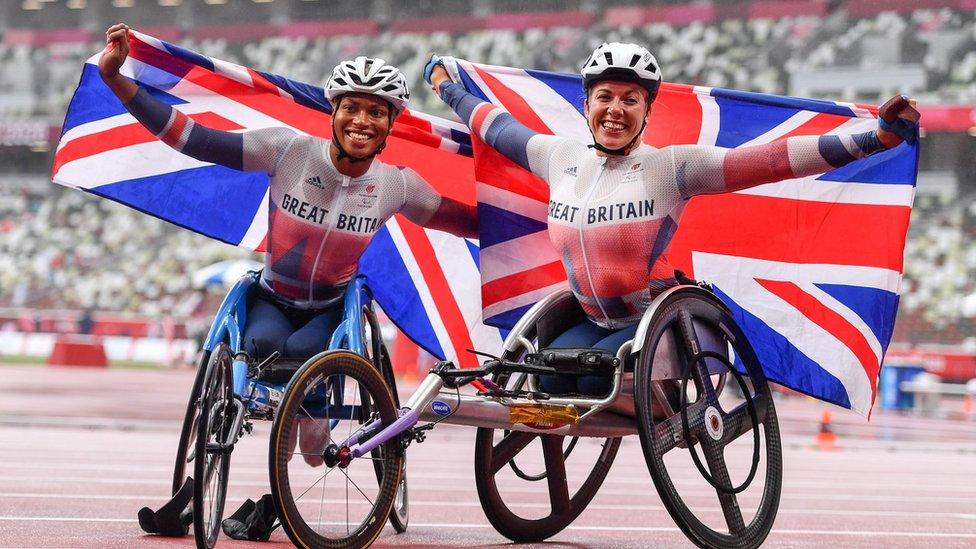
[473,344,620,543]
[635,291,782,549]
[269,350,402,549]
[475,428,620,542]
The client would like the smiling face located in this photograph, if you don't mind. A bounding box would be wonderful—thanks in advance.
[584,81,651,152]
[332,92,394,158]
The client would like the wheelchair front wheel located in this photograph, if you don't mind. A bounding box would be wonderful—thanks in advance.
[192,343,235,549]
[172,349,210,494]
[374,342,408,533]
[269,350,403,549]
[635,290,782,549]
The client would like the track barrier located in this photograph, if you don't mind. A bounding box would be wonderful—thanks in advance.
[47,334,108,367]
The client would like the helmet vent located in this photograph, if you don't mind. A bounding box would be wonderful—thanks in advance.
[603,51,613,64]
[629,53,642,67]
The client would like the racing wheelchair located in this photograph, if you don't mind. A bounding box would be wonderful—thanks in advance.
[145,272,409,548]
[269,283,783,549]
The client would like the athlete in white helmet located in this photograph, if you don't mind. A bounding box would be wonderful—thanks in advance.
[426,43,919,395]
[100,24,475,360]
[100,24,475,539]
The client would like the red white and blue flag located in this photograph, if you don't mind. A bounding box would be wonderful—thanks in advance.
[52,31,499,368]
[457,61,917,415]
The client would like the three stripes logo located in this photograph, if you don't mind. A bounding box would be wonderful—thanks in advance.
[563,166,578,177]
[305,175,324,189]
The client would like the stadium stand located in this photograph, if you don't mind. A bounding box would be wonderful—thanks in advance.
[1,0,975,355]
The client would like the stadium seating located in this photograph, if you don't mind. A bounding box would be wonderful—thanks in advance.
[1,1,975,346]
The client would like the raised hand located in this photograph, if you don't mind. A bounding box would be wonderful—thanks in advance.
[98,24,138,102]
[876,95,921,148]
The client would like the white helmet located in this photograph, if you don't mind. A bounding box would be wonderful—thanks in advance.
[326,56,410,114]
[581,42,662,103]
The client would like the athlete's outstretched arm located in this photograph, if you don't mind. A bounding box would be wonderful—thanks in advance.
[98,24,287,173]
[398,167,478,238]
[426,56,568,183]
[670,96,919,198]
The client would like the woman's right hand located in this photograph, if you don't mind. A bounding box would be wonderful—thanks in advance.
[424,54,462,95]
[99,23,131,81]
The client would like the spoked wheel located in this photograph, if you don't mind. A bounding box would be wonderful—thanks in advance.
[364,307,408,533]
[269,350,403,549]
[172,349,210,494]
[634,290,782,549]
[474,369,621,542]
[192,343,237,549]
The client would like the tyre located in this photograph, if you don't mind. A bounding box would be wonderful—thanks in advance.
[192,343,236,549]
[373,341,408,533]
[474,324,620,542]
[172,349,210,494]
[634,290,782,549]
[269,350,403,549]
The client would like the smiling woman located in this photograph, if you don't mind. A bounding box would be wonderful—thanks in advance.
[94,25,479,539]
[425,43,918,396]
[324,56,410,173]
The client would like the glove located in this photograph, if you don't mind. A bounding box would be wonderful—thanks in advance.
[423,54,463,86]
[877,95,920,145]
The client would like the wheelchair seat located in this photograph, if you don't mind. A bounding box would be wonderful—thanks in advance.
[251,356,307,385]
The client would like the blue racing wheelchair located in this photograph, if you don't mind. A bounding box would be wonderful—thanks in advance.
[158,271,408,548]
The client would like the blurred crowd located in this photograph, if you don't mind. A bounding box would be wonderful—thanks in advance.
[1,6,975,118]
[1,3,975,345]
[0,187,252,317]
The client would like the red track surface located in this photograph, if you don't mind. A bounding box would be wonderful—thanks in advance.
[1,364,974,548]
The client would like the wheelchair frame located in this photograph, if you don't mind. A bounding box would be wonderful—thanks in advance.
[275,283,783,549]
[177,271,408,549]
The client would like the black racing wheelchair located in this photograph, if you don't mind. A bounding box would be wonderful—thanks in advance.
[266,282,783,549]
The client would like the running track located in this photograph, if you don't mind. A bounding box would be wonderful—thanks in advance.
[1,364,974,548]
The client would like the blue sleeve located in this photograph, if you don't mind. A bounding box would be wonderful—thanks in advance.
[438,81,539,173]
[126,87,244,171]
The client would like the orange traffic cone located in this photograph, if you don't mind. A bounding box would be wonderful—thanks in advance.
[815,409,838,451]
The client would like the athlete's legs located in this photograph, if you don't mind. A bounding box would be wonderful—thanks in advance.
[284,306,343,465]
[242,298,292,357]
[538,319,611,394]
[282,307,343,358]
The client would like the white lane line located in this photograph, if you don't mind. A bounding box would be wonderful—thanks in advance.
[1,475,973,505]
[0,516,974,539]
[2,493,974,521]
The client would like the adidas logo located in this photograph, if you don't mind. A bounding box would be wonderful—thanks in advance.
[305,175,325,189]
[563,166,578,177]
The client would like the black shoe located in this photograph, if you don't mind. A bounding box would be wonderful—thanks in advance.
[221,493,278,542]
[138,477,193,537]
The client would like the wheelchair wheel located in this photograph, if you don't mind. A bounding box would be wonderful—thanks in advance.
[269,350,403,549]
[192,343,235,549]
[364,307,408,534]
[634,290,782,549]
[172,349,210,494]
[373,342,408,533]
[474,355,621,542]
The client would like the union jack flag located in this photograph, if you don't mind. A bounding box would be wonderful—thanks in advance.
[458,61,917,414]
[52,31,500,367]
